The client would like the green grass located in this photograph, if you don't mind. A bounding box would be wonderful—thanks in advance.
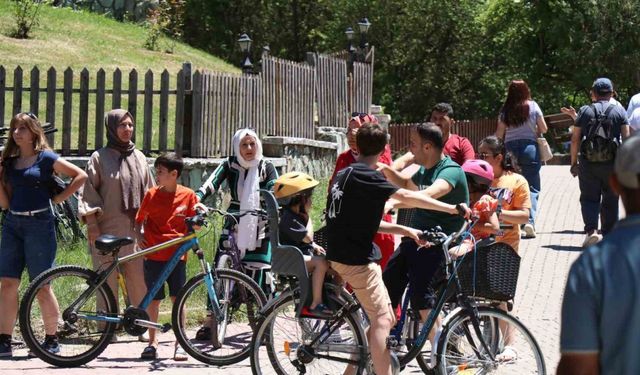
[0,1,239,153]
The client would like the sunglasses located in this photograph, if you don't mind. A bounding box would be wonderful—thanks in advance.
[21,112,38,120]
[476,152,497,160]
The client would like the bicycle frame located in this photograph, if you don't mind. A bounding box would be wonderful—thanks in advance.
[69,227,225,326]
[401,223,498,365]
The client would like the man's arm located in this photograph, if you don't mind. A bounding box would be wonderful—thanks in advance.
[570,126,582,169]
[420,178,453,200]
[391,151,415,172]
[621,124,630,140]
[556,353,599,375]
[390,188,468,216]
[378,163,418,190]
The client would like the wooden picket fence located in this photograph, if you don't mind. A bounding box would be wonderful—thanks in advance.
[1,53,375,157]
[388,118,497,153]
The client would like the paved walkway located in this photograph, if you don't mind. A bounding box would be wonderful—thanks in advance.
[2,166,586,374]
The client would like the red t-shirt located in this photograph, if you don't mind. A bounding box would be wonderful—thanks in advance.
[135,185,198,261]
[443,134,475,166]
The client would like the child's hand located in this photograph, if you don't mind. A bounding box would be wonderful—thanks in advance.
[312,243,326,256]
[193,203,209,214]
[404,227,429,247]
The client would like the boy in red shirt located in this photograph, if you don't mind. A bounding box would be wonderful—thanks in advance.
[135,152,198,361]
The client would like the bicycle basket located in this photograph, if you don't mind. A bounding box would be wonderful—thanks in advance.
[455,242,520,301]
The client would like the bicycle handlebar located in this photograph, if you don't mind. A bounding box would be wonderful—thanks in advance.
[419,220,472,265]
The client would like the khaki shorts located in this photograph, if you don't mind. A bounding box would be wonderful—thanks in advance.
[330,261,395,325]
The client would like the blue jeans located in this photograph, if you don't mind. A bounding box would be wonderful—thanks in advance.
[577,159,618,235]
[505,139,541,226]
[0,210,57,281]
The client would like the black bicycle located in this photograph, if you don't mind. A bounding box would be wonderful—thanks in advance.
[251,200,546,374]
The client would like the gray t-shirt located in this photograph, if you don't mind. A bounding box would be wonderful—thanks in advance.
[560,214,640,374]
[575,100,628,141]
[503,100,543,143]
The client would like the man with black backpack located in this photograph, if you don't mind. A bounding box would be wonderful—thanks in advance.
[570,78,630,247]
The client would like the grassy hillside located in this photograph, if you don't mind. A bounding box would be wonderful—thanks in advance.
[0,1,240,151]
[0,1,238,73]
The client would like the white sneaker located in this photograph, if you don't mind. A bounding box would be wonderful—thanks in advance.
[582,232,602,247]
[138,331,149,343]
[522,224,536,239]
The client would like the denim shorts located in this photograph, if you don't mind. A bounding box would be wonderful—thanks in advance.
[143,259,187,300]
[0,210,57,281]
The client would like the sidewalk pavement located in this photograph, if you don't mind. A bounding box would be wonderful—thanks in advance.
[1,165,586,374]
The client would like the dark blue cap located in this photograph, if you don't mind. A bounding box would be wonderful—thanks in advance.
[592,78,613,95]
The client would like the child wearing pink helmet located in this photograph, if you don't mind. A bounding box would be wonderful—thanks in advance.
[450,159,501,258]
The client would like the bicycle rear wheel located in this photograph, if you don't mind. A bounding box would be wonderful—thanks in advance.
[437,306,545,374]
[19,265,117,367]
[250,286,368,375]
[172,268,267,366]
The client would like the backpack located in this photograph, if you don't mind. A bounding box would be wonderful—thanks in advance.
[580,104,619,163]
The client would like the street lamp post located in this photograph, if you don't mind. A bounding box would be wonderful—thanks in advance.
[238,33,254,74]
[357,17,371,56]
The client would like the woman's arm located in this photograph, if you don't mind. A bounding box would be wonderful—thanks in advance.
[196,160,229,202]
[52,158,88,204]
[498,208,530,225]
[536,115,548,135]
[495,119,507,139]
[0,163,10,210]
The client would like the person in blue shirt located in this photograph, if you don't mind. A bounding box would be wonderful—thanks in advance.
[558,134,640,375]
[0,112,87,358]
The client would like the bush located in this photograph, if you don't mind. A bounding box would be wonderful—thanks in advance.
[10,0,47,39]
[143,0,185,53]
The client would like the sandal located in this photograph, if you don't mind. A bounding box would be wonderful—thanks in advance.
[496,345,518,362]
[195,326,211,341]
[140,345,157,360]
[174,346,188,361]
[301,303,335,319]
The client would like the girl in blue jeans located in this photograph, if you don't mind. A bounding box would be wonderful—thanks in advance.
[0,112,87,358]
[496,80,548,238]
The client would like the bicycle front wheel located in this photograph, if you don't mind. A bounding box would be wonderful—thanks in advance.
[172,268,267,366]
[251,286,368,375]
[19,265,118,367]
[437,306,546,374]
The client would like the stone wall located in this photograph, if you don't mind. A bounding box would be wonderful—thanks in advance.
[262,136,338,179]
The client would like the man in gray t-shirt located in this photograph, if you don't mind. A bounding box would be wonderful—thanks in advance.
[558,135,640,375]
[570,77,630,247]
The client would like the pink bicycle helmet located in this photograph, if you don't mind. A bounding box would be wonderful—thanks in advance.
[462,159,494,187]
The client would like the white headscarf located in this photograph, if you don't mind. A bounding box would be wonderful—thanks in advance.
[233,128,263,251]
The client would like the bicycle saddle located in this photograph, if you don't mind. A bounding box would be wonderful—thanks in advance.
[95,235,134,255]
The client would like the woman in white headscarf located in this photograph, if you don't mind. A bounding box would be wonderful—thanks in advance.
[196,128,278,275]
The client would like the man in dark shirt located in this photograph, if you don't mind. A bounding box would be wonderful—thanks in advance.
[570,78,630,247]
[326,123,469,375]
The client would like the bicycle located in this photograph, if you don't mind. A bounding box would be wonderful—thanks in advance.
[211,208,275,296]
[251,204,546,374]
[19,208,267,367]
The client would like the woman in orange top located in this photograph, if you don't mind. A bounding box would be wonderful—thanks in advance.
[477,136,531,252]
[329,112,395,270]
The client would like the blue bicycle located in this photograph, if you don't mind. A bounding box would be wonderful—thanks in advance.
[19,209,267,367]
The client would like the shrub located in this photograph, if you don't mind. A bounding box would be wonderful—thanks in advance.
[143,0,185,53]
[10,0,47,39]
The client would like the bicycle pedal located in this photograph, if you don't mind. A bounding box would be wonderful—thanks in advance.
[161,323,172,333]
[386,336,399,349]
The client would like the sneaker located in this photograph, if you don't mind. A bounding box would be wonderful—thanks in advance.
[28,336,61,358]
[582,231,602,247]
[0,339,12,358]
[140,345,157,360]
[522,224,536,239]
